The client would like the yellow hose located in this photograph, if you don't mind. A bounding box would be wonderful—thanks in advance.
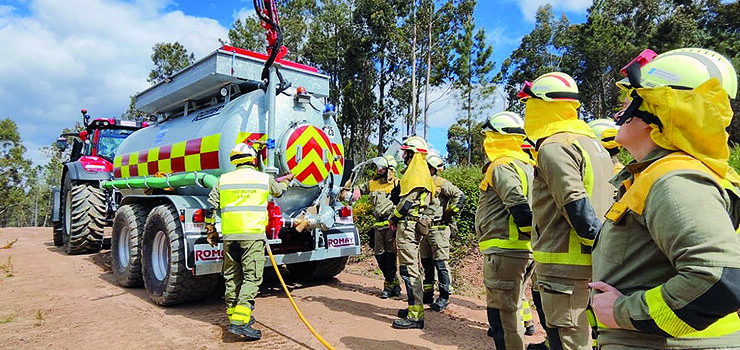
[265,243,335,350]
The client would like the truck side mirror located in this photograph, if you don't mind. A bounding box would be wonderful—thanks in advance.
[56,137,68,152]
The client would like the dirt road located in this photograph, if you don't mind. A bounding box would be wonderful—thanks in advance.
[0,227,545,349]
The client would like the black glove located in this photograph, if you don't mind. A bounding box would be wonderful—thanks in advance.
[390,184,401,205]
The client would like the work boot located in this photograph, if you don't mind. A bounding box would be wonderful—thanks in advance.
[392,317,424,329]
[525,324,535,336]
[431,297,449,312]
[390,285,401,297]
[228,323,262,340]
[423,291,434,305]
[526,341,550,350]
[397,309,408,318]
[380,286,393,299]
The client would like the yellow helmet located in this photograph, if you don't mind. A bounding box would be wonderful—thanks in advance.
[426,151,444,170]
[518,72,579,102]
[230,143,258,166]
[617,48,737,99]
[400,136,428,153]
[481,111,525,135]
[615,48,738,127]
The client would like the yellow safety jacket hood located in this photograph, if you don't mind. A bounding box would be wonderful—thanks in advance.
[524,99,596,142]
[400,152,434,196]
[483,131,536,166]
[601,128,621,150]
[634,78,737,181]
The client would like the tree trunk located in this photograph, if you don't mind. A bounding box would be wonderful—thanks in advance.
[423,12,433,140]
[410,0,418,136]
[377,43,388,154]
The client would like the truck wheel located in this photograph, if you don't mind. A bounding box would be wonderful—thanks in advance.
[111,204,150,287]
[286,257,349,281]
[142,204,216,305]
[52,222,64,246]
[62,176,106,254]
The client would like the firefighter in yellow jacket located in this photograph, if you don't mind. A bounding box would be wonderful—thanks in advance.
[518,72,614,350]
[390,136,434,329]
[475,111,535,350]
[205,143,290,340]
[420,151,464,312]
[352,155,402,299]
[590,48,740,349]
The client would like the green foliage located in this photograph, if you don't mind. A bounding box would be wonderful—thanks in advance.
[0,119,33,227]
[438,165,483,265]
[446,119,484,165]
[147,42,195,84]
[351,196,375,245]
[729,146,740,173]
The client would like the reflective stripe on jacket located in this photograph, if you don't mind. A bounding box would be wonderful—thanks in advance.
[219,167,270,240]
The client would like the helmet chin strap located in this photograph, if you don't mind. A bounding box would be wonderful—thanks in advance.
[616,90,663,132]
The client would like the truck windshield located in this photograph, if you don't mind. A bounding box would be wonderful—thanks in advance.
[97,128,135,160]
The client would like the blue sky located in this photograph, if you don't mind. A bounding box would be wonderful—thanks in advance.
[0,0,593,164]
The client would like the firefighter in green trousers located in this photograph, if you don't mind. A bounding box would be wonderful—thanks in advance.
[591,48,740,349]
[518,72,614,350]
[390,136,434,329]
[419,151,464,312]
[205,143,291,340]
[351,155,402,299]
[476,111,535,350]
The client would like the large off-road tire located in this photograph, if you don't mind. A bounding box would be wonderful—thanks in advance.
[62,176,106,254]
[286,256,349,281]
[52,221,64,246]
[111,203,150,288]
[142,204,217,305]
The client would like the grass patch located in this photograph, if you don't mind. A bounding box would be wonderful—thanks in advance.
[0,256,13,277]
[1,238,18,249]
[34,309,44,327]
[0,314,15,324]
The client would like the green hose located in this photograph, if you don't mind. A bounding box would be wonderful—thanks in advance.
[101,172,219,190]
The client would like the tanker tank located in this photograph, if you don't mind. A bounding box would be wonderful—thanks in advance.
[104,46,360,306]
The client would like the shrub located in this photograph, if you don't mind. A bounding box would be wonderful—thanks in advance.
[439,165,484,265]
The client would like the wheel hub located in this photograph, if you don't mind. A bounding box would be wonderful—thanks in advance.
[118,228,131,268]
[152,230,169,281]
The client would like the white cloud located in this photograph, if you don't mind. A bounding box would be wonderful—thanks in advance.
[511,0,593,22]
[0,0,229,165]
[233,7,256,22]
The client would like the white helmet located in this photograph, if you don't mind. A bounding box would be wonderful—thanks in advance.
[481,111,525,135]
[230,143,258,166]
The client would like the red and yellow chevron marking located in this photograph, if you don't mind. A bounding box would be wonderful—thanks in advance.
[286,125,333,186]
[331,143,344,176]
[113,134,221,178]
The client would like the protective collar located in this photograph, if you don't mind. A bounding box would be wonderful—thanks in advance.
[400,152,434,196]
[631,78,736,179]
[483,132,535,165]
[523,99,595,141]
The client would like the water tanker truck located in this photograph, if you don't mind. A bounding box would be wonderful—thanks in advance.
[102,45,360,305]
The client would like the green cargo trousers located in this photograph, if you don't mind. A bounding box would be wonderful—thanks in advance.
[419,225,451,299]
[396,217,430,321]
[483,253,534,350]
[374,225,400,289]
[223,239,265,325]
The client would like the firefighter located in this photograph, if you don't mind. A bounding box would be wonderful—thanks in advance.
[518,72,614,350]
[419,151,465,312]
[590,48,740,349]
[588,119,624,174]
[476,111,535,350]
[389,136,434,329]
[205,143,292,340]
[351,155,402,299]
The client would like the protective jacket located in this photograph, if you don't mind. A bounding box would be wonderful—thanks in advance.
[428,176,464,223]
[358,174,399,225]
[592,147,740,348]
[476,157,534,258]
[207,165,288,240]
[531,132,614,279]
